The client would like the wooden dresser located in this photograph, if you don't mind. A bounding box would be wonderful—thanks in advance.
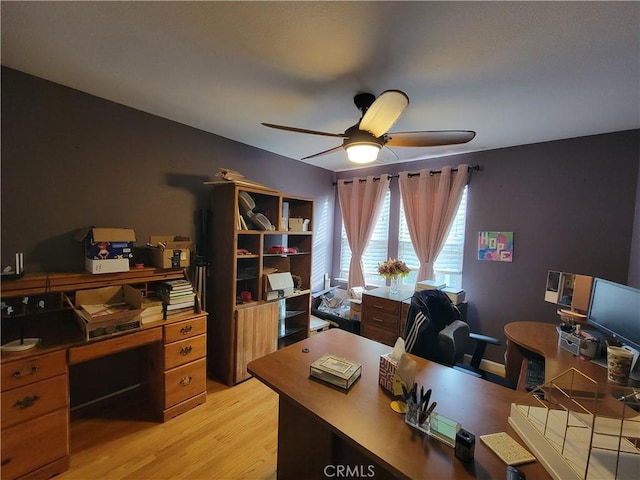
[361,286,467,347]
[361,286,414,346]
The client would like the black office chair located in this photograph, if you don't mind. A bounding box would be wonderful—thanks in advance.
[403,289,515,389]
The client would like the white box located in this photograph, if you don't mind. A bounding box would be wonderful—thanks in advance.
[416,280,446,291]
[265,272,294,301]
[85,258,130,274]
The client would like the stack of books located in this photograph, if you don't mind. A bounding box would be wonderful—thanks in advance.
[157,279,196,316]
[139,295,164,324]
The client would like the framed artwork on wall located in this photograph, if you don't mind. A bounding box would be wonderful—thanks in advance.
[478,231,513,262]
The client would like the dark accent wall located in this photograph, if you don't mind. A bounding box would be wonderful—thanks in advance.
[335,130,640,363]
[1,67,336,292]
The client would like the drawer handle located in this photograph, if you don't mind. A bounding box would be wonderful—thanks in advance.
[12,365,39,378]
[14,395,40,409]
[373,316,385,323]
[180,346,193,356]
[180,376,193,386]
[373,304,385,310]
[180,325,193,335]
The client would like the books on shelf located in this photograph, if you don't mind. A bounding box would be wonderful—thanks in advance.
[310,353,362,390]
[155,279,196,316]
[158,279,193,291]
[157,279,195,304]
[139,295,164,324]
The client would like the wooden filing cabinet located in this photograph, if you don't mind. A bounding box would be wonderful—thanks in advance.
[161,313,208,422]
[361,287,415,347]
[1,350,70,480]
[234,302,278,383]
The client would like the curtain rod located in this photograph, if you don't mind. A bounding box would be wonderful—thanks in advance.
[333,164,481,185]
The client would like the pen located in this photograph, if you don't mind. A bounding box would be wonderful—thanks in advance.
[423,401,437,420]
[422,388,432,409]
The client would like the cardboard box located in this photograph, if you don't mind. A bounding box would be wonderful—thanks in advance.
[379,353,398,393]
[67,285,143,341]
[264,272,294,301]
[148,235,192,268]
[75,227,136,260]
[289,218,308,232]
[85,258,130,274]
[349,299,362,321]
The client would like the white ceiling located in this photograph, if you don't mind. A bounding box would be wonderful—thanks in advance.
[2,2,639,172]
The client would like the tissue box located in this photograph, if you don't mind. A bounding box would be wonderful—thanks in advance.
[379,353,398,393]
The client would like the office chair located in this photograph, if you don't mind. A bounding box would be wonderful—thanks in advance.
[403,289,515,389]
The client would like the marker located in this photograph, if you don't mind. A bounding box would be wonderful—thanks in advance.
[424,401,437,420]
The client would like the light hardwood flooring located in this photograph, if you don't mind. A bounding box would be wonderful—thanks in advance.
[57,378,278,480]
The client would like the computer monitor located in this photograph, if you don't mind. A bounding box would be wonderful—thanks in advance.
[587,278,640,379]
[587,278,640,350]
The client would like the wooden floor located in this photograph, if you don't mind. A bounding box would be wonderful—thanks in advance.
[57,378,278,480]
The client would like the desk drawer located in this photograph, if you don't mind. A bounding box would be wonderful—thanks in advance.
[164,358,206,408]
[164,316,206,343]
[363,310,399,332]
[1,408,68,480]
[164,334,206,370]
[1,374,68,429]
[363,295,400,315]
[1,350,67,391]
[362,323,397,347]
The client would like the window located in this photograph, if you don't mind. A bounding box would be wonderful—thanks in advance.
[338,186,468,290]
[339,190,390,286]
[398,186,468,290]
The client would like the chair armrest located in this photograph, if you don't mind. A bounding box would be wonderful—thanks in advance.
[470,332,501,346]
[438,320,470,366]
[468,332,501,370]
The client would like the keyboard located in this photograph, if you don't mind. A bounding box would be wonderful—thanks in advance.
[525,356,545,391]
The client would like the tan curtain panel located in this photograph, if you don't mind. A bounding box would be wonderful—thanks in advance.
[399,165,469,282]
[337,174,390,289]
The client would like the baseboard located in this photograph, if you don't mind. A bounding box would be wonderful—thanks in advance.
[463,354,505,377]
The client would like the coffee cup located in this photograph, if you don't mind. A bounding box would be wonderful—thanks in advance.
[606,346,634,385]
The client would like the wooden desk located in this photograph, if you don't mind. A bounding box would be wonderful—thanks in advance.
[504,321,639,390]
[248,328,550,480]
[1,311,207,480]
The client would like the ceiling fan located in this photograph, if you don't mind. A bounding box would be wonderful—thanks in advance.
[262,90,476,164]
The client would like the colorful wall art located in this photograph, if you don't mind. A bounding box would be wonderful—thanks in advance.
[478,231,513,262]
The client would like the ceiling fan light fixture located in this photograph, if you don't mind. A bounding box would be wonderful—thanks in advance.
[345,142,381,164]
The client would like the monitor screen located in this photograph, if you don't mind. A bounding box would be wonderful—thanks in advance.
[587,278,640,351]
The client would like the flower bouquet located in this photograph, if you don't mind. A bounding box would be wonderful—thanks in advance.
[377,259,411,279]
[378,259,410,294]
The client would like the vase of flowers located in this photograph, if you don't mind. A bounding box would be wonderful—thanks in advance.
[377,259,411,295]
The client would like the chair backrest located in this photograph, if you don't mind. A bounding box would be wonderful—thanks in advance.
[403,289,462,364]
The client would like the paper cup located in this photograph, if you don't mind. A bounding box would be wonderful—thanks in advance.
[607,346,633,385]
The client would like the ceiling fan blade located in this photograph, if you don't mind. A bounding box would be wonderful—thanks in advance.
[359,90,409,137]
[262,123,346,138]
[301,145,344,160]
[385,130,476,147]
